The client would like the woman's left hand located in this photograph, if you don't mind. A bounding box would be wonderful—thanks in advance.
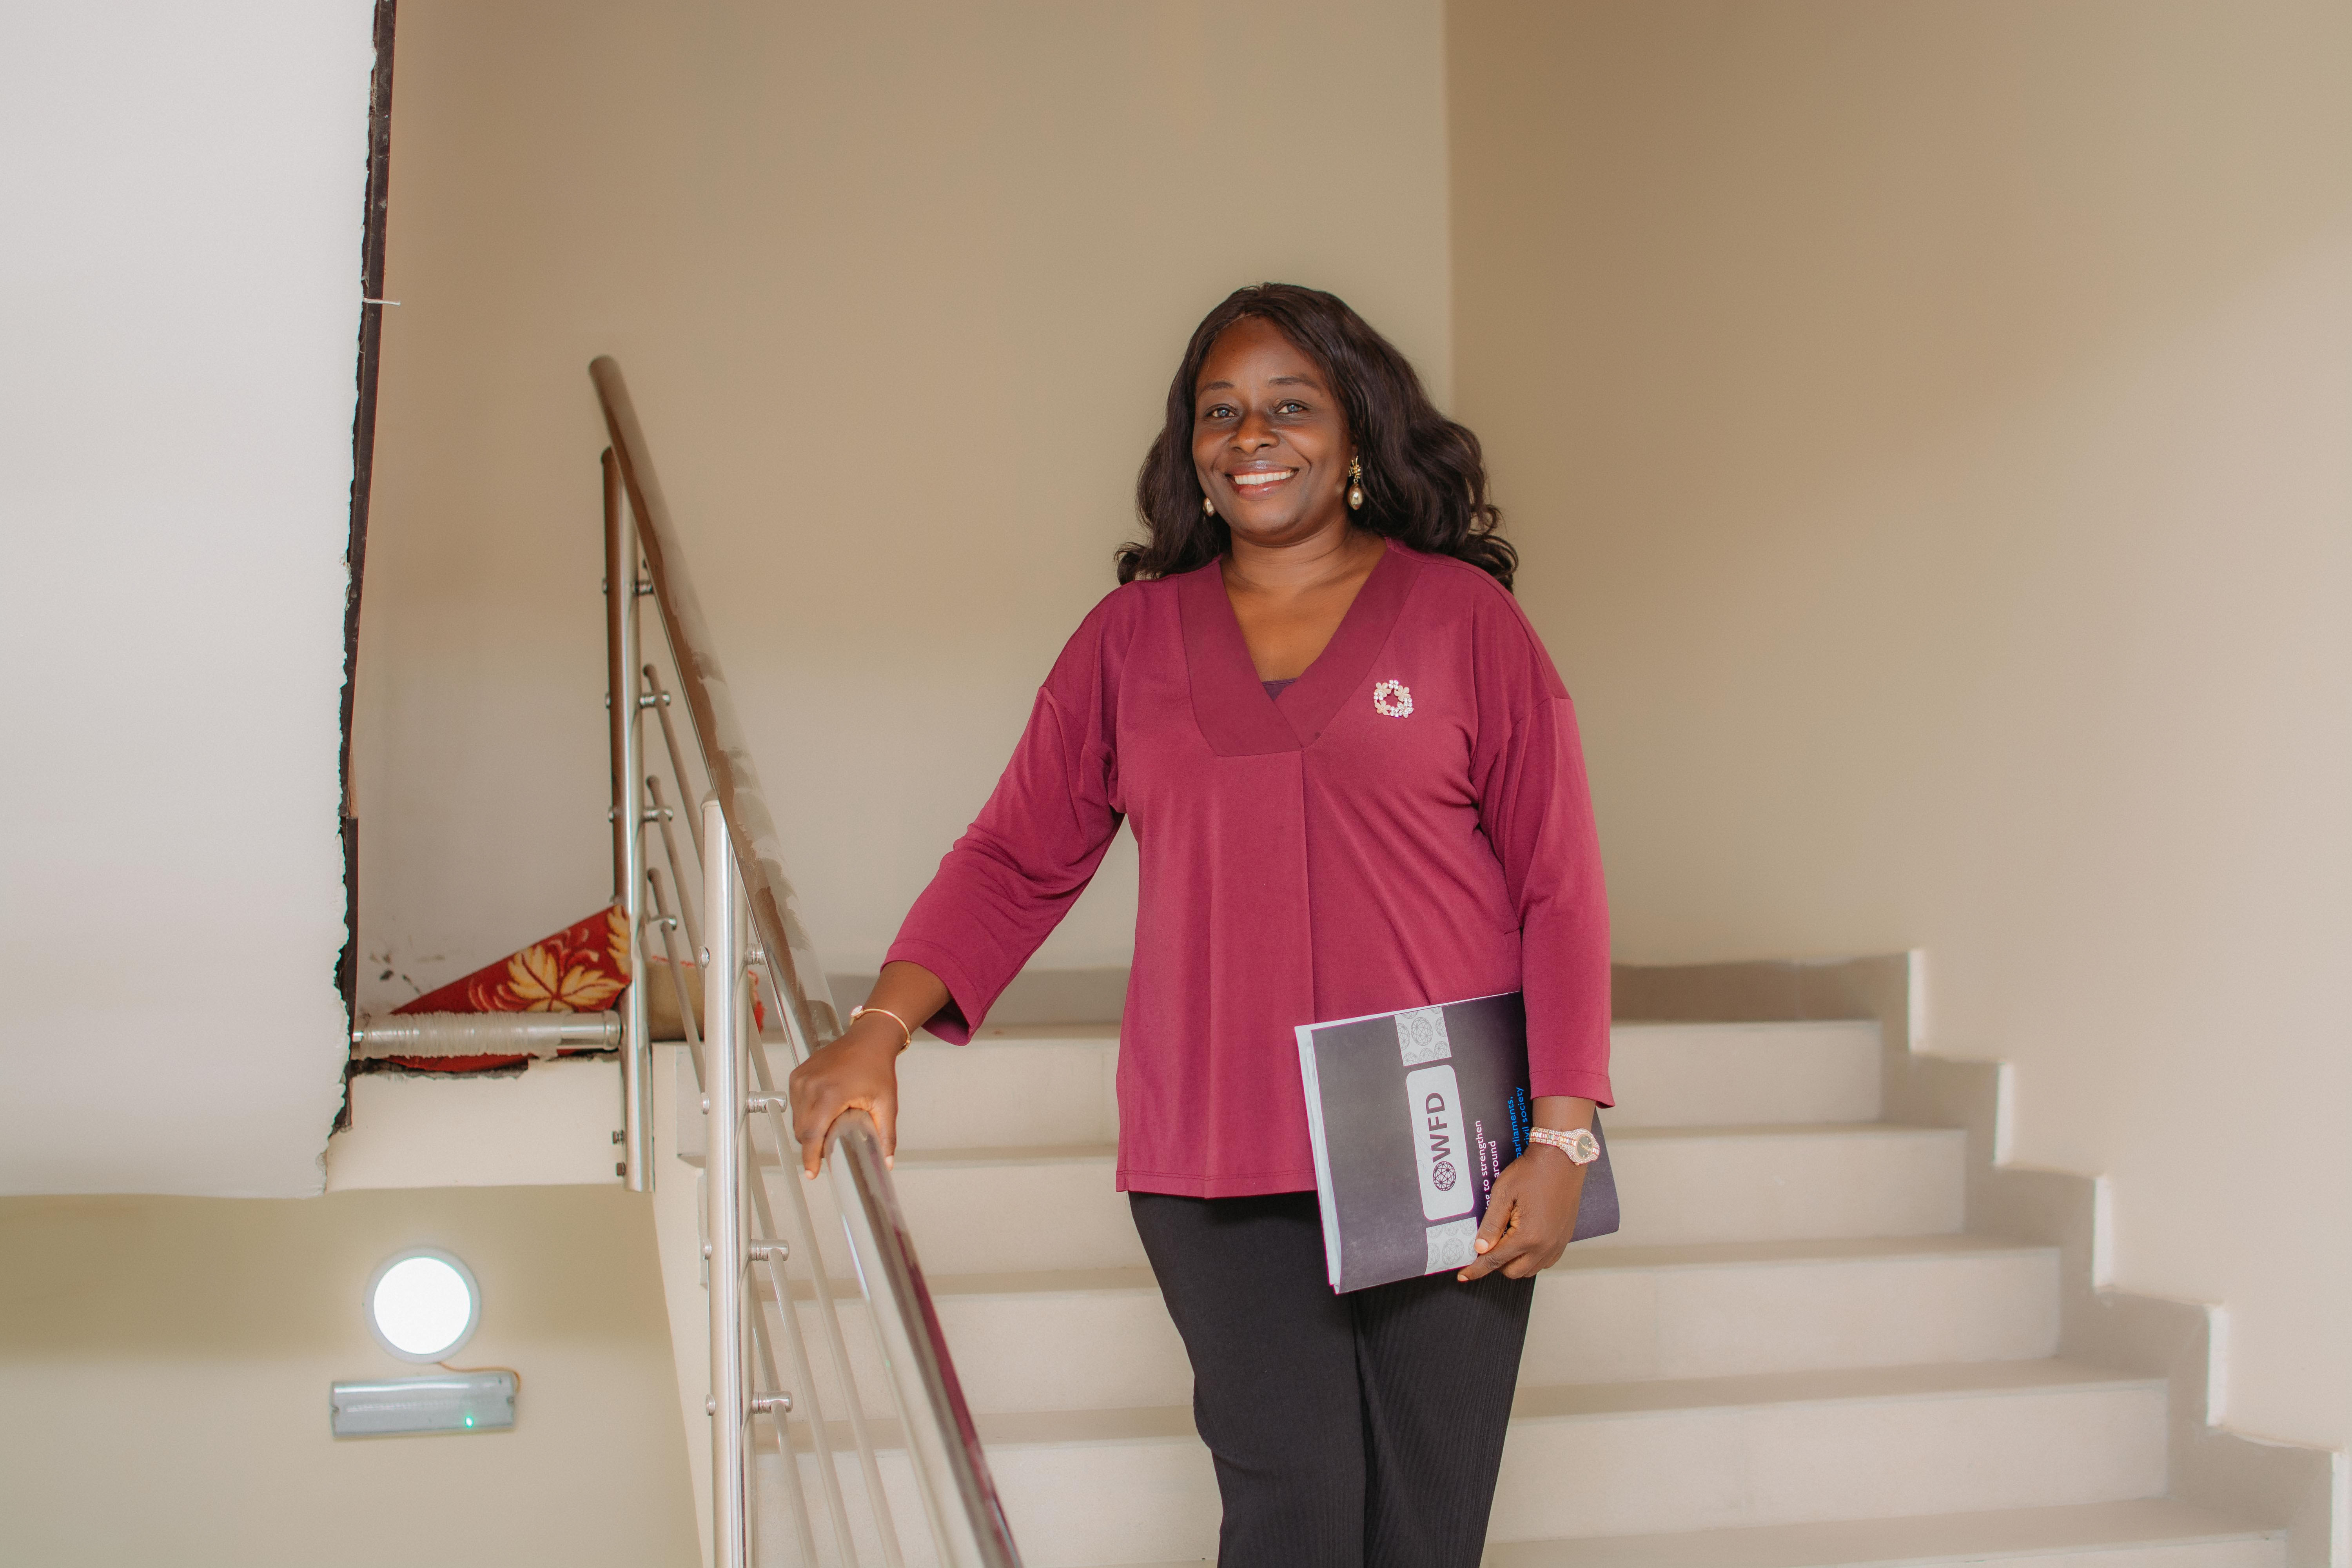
[1457,1120,1593,1281]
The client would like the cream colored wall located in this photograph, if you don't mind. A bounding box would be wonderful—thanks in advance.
[356,0,1454,1012]
[1450,0,2352,1452]
[0,1185,697,1565]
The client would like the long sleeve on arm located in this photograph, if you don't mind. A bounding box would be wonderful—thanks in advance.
[1469,604,1613,1106]
[885,608,1125,1042]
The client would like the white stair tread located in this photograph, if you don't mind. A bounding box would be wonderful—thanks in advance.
[857,1123,1969,1272]
[928,1023,1125,1043]
[1508,1359,2159,1421]
[1554,1232,2048,1273]
[779,1265,1148,1302]
[894,1017,1890,1148]
[1610,1020,1879,1036]
[1603,1122,1957,1145]
[940,1359,2156,1453]
[937,1019,1876,1045]
[892,1122,1960,1168]
[927,1264,1159,1297]
[767,1234,2059,1419]
[1089,1500,2285,1568]
[894,1141,1123,1167]
[1484,1499,2283,1566]
[906,1234,2052,1301]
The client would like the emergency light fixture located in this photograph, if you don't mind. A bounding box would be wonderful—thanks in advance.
[365,1248,479,1362]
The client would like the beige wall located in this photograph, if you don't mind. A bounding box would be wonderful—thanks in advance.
[0,1185,696,1565]
[1450,0,2352,1451]
[356,0,1454,1012]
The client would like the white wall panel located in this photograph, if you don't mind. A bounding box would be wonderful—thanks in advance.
[0,2,374,1194]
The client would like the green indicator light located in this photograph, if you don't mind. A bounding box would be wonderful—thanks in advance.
[463,1414,474,1428]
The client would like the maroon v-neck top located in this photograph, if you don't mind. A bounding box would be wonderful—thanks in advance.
[888,541,1612,1198]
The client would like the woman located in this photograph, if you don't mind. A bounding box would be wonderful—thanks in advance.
[790,282,1611,1566]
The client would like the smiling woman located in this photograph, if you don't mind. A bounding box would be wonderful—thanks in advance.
[1123,283,1517,590]
[791,282,1610,1566]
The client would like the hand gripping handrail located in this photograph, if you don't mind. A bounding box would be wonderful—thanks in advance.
[592,355,1020,1568]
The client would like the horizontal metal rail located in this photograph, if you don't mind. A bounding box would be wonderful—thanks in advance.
[350,1010,620,1058]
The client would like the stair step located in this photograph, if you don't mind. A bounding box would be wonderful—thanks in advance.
[949,1360,2166,1566]
[1491,1361,2169,1543]
[895,1025,1122,1150]
[1483,1499,2285,1566]
[1602,1021,1883,1128]
[888,1019,1886,1152]
[1077,1505,2286,1568]
[760,1236,2060,1421]
[817,1236,2054,1416]
[1530,1234,2058,1385]
[843,1123,1965,1276]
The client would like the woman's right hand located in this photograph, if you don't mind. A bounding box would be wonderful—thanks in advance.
[788,1023,903,1176]
[787,960,949,1176]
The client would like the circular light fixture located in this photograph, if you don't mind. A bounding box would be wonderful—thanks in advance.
[365,1249,480,1363]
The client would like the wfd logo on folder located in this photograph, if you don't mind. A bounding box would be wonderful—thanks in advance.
[1405,1065,1472,1221]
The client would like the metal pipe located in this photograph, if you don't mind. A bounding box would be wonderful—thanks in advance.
[646,773,702,959]
[704,798,749,1568]
[749,1191,860,1566]
[351,1011,620,1058]
[644,663,704,862]
[831,1111,1021,1566]
[606,446,653,1193]
[746,1276,822,1568]
[750,1019,907,1568]
[645,866,706,1094]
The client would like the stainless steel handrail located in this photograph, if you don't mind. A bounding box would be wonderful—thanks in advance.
[592,354,1020,1568]
[593,356,832,1058]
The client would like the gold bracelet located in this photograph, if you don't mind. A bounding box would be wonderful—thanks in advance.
[849,1004,914,1049]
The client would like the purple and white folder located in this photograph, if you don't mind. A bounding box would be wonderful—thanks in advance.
[1296,990,1619,1293]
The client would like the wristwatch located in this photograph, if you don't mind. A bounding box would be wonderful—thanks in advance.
[1528,1126,1601,1165]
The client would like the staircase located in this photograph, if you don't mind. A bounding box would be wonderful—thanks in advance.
[749,1011,2288,1566]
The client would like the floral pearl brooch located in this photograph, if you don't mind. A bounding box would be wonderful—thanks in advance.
[1372,679,1414,719]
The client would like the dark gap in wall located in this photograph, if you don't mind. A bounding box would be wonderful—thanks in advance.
[337,0,397,1136]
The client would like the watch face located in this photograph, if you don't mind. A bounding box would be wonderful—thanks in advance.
[1532,1126,1602,1164]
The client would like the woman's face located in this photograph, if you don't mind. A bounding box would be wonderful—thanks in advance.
[1191,316,1354,548]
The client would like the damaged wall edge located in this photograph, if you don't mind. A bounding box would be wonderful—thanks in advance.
[336,0,398,1136]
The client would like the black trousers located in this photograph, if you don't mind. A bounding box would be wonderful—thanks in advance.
[1130,1190,1535,1568]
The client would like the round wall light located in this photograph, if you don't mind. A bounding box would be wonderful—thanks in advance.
[365,1249,480,1363]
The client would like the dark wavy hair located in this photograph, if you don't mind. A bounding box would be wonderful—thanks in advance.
[1117,283,1515,590]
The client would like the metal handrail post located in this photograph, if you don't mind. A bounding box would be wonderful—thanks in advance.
[704,796,750,1568]
[606,447,653,1191]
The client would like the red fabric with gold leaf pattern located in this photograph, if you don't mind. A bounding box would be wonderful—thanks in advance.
[386,907,631,1073]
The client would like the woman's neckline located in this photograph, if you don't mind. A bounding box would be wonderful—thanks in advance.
[1174,540,1422,757]
[1220,534,1392,686]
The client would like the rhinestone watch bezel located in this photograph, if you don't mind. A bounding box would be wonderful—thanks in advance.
[1529,1125,1601,1165]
